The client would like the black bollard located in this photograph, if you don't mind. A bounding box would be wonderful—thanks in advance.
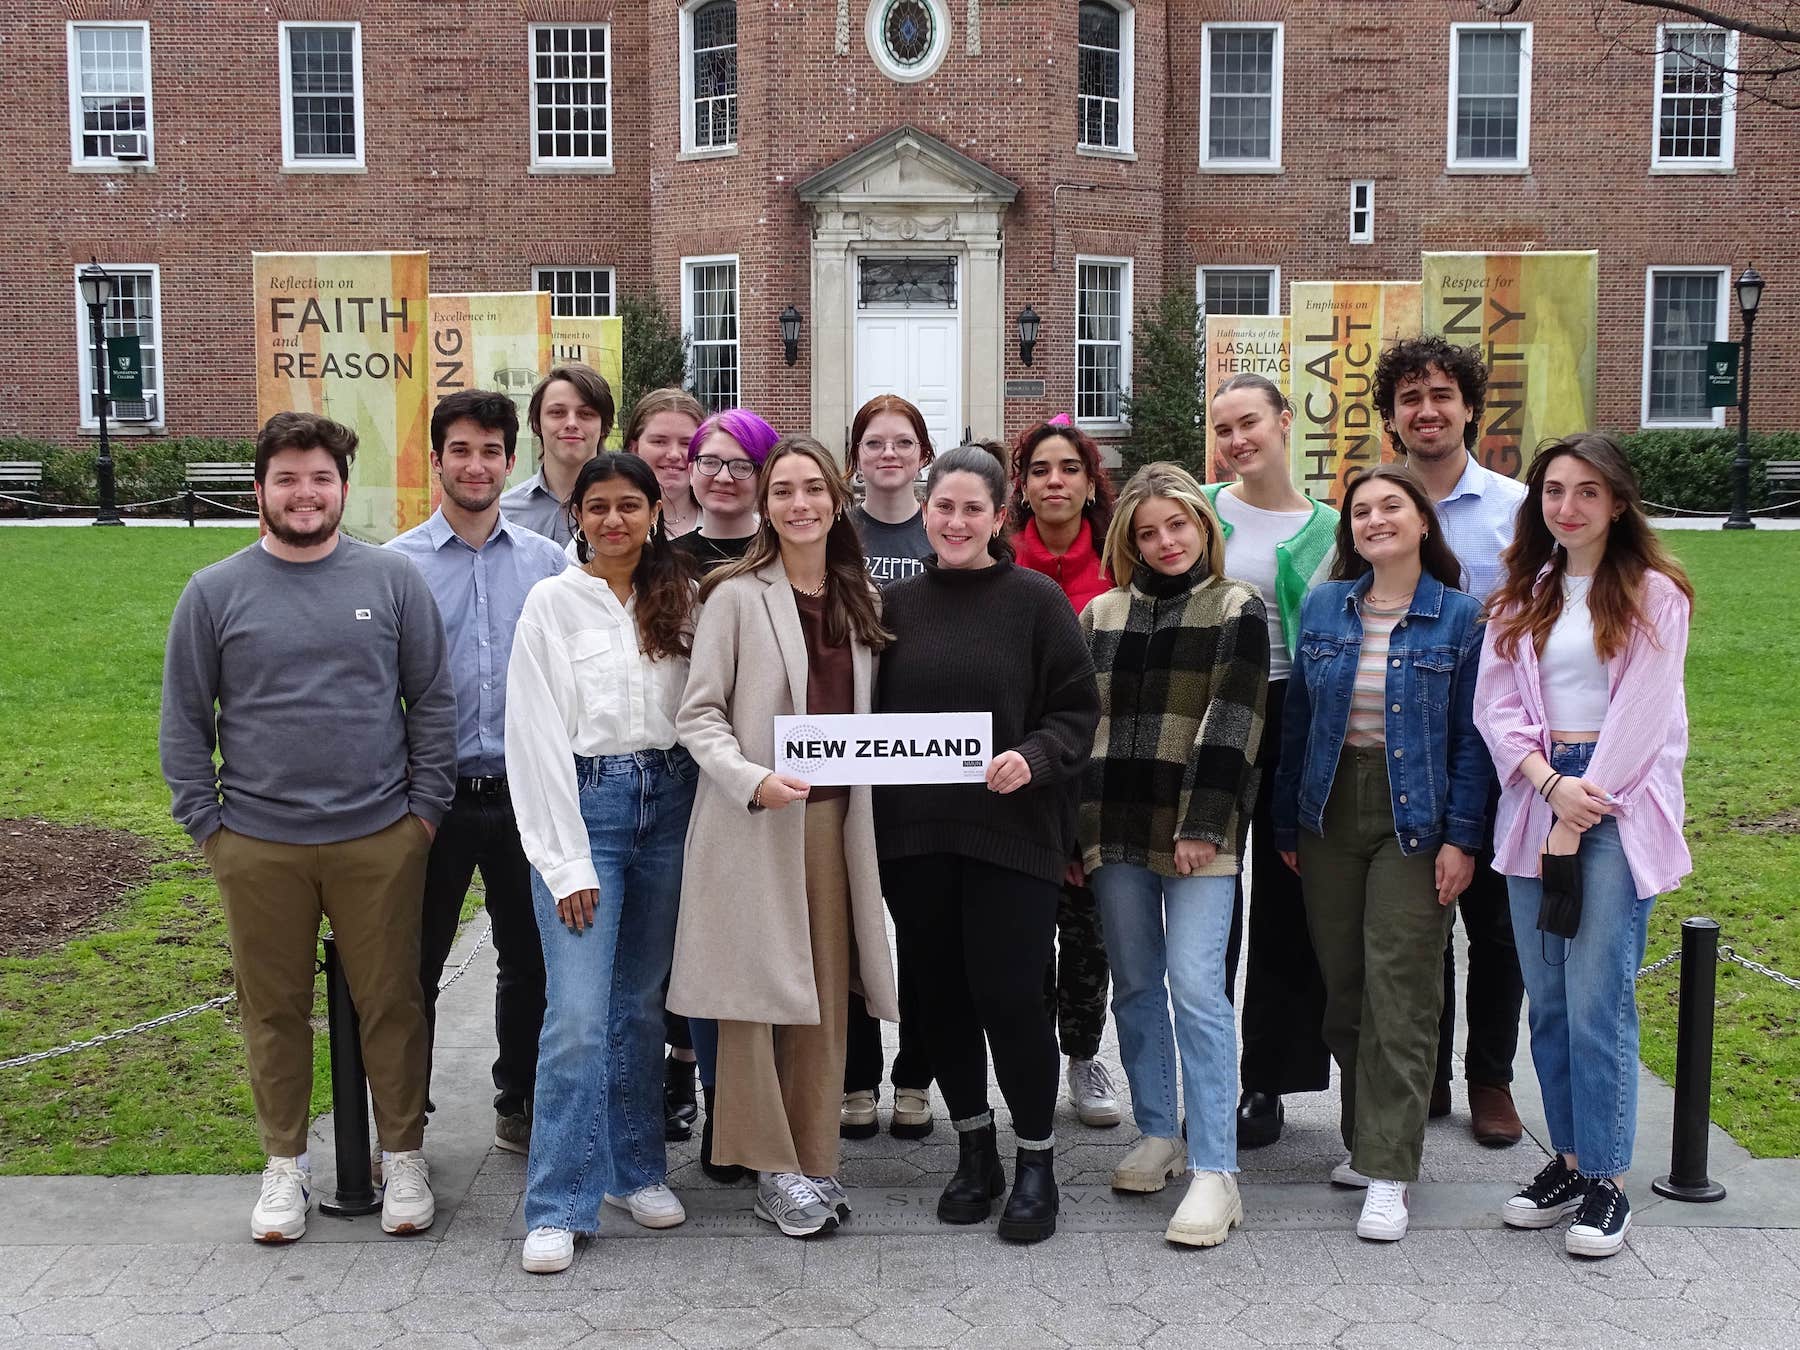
[1651,917,1728,1203]
[318,931,383,1217]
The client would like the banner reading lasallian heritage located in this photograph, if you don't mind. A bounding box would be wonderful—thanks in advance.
[429,291,554,489]
[1420,251,1598,479]
[1289,281,1419,507]
[254,251,431,543]
[1204,314,1290,485]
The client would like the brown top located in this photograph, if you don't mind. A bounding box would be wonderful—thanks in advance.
[793,586,854,803]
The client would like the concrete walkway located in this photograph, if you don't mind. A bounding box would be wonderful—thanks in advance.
[2,923,1795,1349]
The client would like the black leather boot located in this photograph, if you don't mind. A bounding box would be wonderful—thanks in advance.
[1236,1090,1284,1149]
[937,1123,1006,1224]
[997,1146,1059,1243]
[665,1052,698,1142]
[700,1082,748,1184]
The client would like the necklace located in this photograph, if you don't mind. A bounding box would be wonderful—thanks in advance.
[1366,590,1414,608]
[793,573,828,598]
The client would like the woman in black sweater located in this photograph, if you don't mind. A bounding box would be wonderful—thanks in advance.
[875,445,1101,1244]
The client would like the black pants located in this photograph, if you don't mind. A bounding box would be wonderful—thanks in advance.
[884,853,1060,1142]
[1436,845,1523,1087]
[1046,882,1110,1061]
[418,784,545,1117]
[1234,679,1332,1095]
[844,963,934,1093]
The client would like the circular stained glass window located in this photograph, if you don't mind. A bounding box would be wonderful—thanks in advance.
[883,0,935,67]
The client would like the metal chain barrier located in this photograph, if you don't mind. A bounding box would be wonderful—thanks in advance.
[1718,943,1800,993]
[1643,498,1800,519]
[1637,948,1683,981]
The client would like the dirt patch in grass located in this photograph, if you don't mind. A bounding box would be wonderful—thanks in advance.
[1737,807,1800,836]
[0,818,151,957]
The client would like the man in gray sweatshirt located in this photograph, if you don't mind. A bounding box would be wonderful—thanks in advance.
[159,412,457,1245]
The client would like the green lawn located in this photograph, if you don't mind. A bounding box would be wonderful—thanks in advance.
[0,527,1794,1172]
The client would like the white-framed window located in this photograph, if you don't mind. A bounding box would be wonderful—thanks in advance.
[66,21,153,168]
[1653,25,1736,170]
[279,22,364,170]
[529,24,612,169]
[1448,23,1532,171]
[533,266,618,318]
[680,1,738,155]
[1200,23,1282,171]
[1349,181,1375,244]
[1197,266,1280,320]
[682,255,740,411]
[1642,267,1729,427]
[1076,257,1132,427]
[1077,2,1134,154]
[73,264,163,429]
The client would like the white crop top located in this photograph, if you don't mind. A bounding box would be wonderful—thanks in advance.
[1540,574,1609,733]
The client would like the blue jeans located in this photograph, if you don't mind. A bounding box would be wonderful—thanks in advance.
[1090,863,1239,1173]
[524,749,696,1232]
[1506,740,1655,1178]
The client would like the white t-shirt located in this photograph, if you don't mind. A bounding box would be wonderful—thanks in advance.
[1541,573,1609,733]
[1214,488,1312,683]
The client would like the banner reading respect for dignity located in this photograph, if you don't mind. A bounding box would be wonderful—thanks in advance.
[1289,281,1420,507]
[254,252,431,544]
[1421,251,1598,480]
[1204,314,1290,485]
[550,315,626,451]
[429,292,554,490]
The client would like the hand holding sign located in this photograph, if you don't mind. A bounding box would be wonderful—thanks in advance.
[773,713,992,787]
[756,772,811,810]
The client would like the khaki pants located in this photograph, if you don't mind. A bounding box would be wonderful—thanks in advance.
[1299,747,1455,1182]
[713,798,851,1177]
[206,815,432,1158]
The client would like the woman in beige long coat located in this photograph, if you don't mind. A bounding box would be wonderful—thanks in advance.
[669,434,900,1239]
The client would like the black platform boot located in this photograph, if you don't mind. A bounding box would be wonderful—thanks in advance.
[665,1053,698,1142]
[700,1082,748,1184]
[997,1146,1059,1243]
[937,1122,1006,1224]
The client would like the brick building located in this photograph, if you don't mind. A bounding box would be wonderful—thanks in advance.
[5,0,1794,459]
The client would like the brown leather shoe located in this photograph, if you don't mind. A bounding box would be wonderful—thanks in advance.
[1468,1081,1523,1147]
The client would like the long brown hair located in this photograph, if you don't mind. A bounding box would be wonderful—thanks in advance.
[702,435,894,652]
[1487,433,1695,662]
[566,453,697,660]
[1331,465,1465,592]
[1009,420,1117,538]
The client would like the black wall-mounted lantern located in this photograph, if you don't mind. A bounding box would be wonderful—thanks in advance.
[779,305,803,366]
[1018,304,1041,367]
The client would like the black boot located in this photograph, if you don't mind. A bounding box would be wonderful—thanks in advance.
[665,1052,698,1142]
[700,1082,748,1184]
[997,1146,1059,1243]
[1236,1090,1284,1149]
[937,1123,1006,1224]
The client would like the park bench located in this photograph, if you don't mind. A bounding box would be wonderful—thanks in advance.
[1768,460,1800,510]
[184,462,255,525]
[0,461,44,518]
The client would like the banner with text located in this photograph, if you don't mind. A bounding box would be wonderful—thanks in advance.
[1289,281,1420,507]
[254,251,431,543]
[1204,315,1291,485]
[773,712,992,786]
[429,292,553,490]
[550,315,626,452]
[1420,252,1598,480]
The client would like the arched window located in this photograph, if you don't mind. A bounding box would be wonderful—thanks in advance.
[1078,2,1133,153]
[684,1,738,152]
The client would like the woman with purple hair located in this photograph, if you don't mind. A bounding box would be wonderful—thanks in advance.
[675,408,781,572]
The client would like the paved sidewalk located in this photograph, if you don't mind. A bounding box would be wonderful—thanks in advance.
[2,925,1795,1350]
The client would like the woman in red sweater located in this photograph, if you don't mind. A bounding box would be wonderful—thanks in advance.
[1008,417,1120,1129]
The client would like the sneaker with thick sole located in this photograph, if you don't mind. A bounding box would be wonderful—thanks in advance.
[1566,1178,1631,1258]
[494,1110,530,1156]
[753,1172,837,1238]
[840,1089,878,1140]
[380,1151,435,1234]
[1356,1179,1410,1241]
[251,1156,310,1244]
[1331,1157,1372,1188]
[1066,1058,1122,1127]
[1502,1155,1588,1229]
[890,1086,934,1140]
[807,1174,852,1224]
[1110,1135,1188,1193]
[522,1226,575,1274]
[604,1183,687,1229]
[1165,1170,1242,1248]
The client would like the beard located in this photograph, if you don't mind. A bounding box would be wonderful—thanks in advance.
[262,494,344,547]
[441,474,505,513]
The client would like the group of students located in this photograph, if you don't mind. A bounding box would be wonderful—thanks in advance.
[158,334,1691,1274]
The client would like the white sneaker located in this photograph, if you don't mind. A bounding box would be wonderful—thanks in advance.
[1331,1156,1372,1188]
[1165,1171,1242,1248]
[522,1226,575,1274]
[380,1150,435,1234]
[250,1156,310,1244]
[1356,1179,1410,1241]
[1066,1058,1122,1127]
[604,1183,687,1230]
[1110,1135,1188,1193]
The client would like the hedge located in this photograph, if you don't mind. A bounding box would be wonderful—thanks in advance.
[0,437,253,516]
[1609,429,1800,515]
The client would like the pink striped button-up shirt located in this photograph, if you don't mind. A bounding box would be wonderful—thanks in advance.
[1475,569,1692,899]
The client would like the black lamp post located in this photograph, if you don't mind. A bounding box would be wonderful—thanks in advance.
[779,304,803,366]
[1724,266,1762,531]
[1018,304,1041,367]
[77,261,123,526]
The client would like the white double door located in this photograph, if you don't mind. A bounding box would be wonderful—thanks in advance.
[853,300,961,453]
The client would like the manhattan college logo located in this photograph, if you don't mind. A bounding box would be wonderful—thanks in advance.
[783,723,827,775]
[1716,360,1731,376]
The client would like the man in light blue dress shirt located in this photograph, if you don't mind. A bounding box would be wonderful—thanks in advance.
[1377,335,1528,1151]
[389,390,568,1152]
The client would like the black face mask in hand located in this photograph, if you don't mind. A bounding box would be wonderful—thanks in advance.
[1537,820,1584,961]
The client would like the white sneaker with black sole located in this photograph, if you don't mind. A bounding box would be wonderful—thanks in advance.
[1566,1177,1631,1257]
[754,1171,838,1237]
[1502,1156,1588,1229]
[250,1157,310,1244]
[1356,1179,1410,1241]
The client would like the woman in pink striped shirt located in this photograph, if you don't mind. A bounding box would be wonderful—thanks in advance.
[1474,433,1694,1260]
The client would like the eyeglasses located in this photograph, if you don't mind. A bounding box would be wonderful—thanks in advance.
[693,454,757,481]
[860,437,918,456]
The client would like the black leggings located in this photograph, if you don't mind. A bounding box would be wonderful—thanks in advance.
[883,852,1061,1143]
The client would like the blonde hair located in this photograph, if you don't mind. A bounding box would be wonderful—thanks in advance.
[1102,462,1226,590]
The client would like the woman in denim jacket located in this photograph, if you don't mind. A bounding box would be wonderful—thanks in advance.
[1272,465,1487,1244]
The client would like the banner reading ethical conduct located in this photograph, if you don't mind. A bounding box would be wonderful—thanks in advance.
[429,292,554,489]
[1204,314,1290,485]
[1289,281,1420,507]
[1421,251,1597,480]
[254,251,431,543]
[549,315,626,451]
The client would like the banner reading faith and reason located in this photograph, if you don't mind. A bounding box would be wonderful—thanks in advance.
[1204,314,1290,486]
[1289,281,1420,507]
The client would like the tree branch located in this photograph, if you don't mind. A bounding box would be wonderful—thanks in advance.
[1613,0,1800,45]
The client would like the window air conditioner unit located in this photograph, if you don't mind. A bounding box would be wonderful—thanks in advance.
[111,392,159,424]
[111,132,150,162]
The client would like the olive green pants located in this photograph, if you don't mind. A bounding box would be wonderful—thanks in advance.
[1299,746,1455,1182]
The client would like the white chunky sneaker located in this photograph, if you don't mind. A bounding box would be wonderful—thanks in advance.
[1110,1135,1188,1193]
[1165,1171,1242,1248]
[250,1156,310,1244]
[380,1150,435,1234]
[1356,1179,1410,1241]
[1331,1156,1372,1188]
[522,1226,575,1274]
[604,1183,687,1230]
[753,1171,837,1237]
[1066,1058,1122,1127]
